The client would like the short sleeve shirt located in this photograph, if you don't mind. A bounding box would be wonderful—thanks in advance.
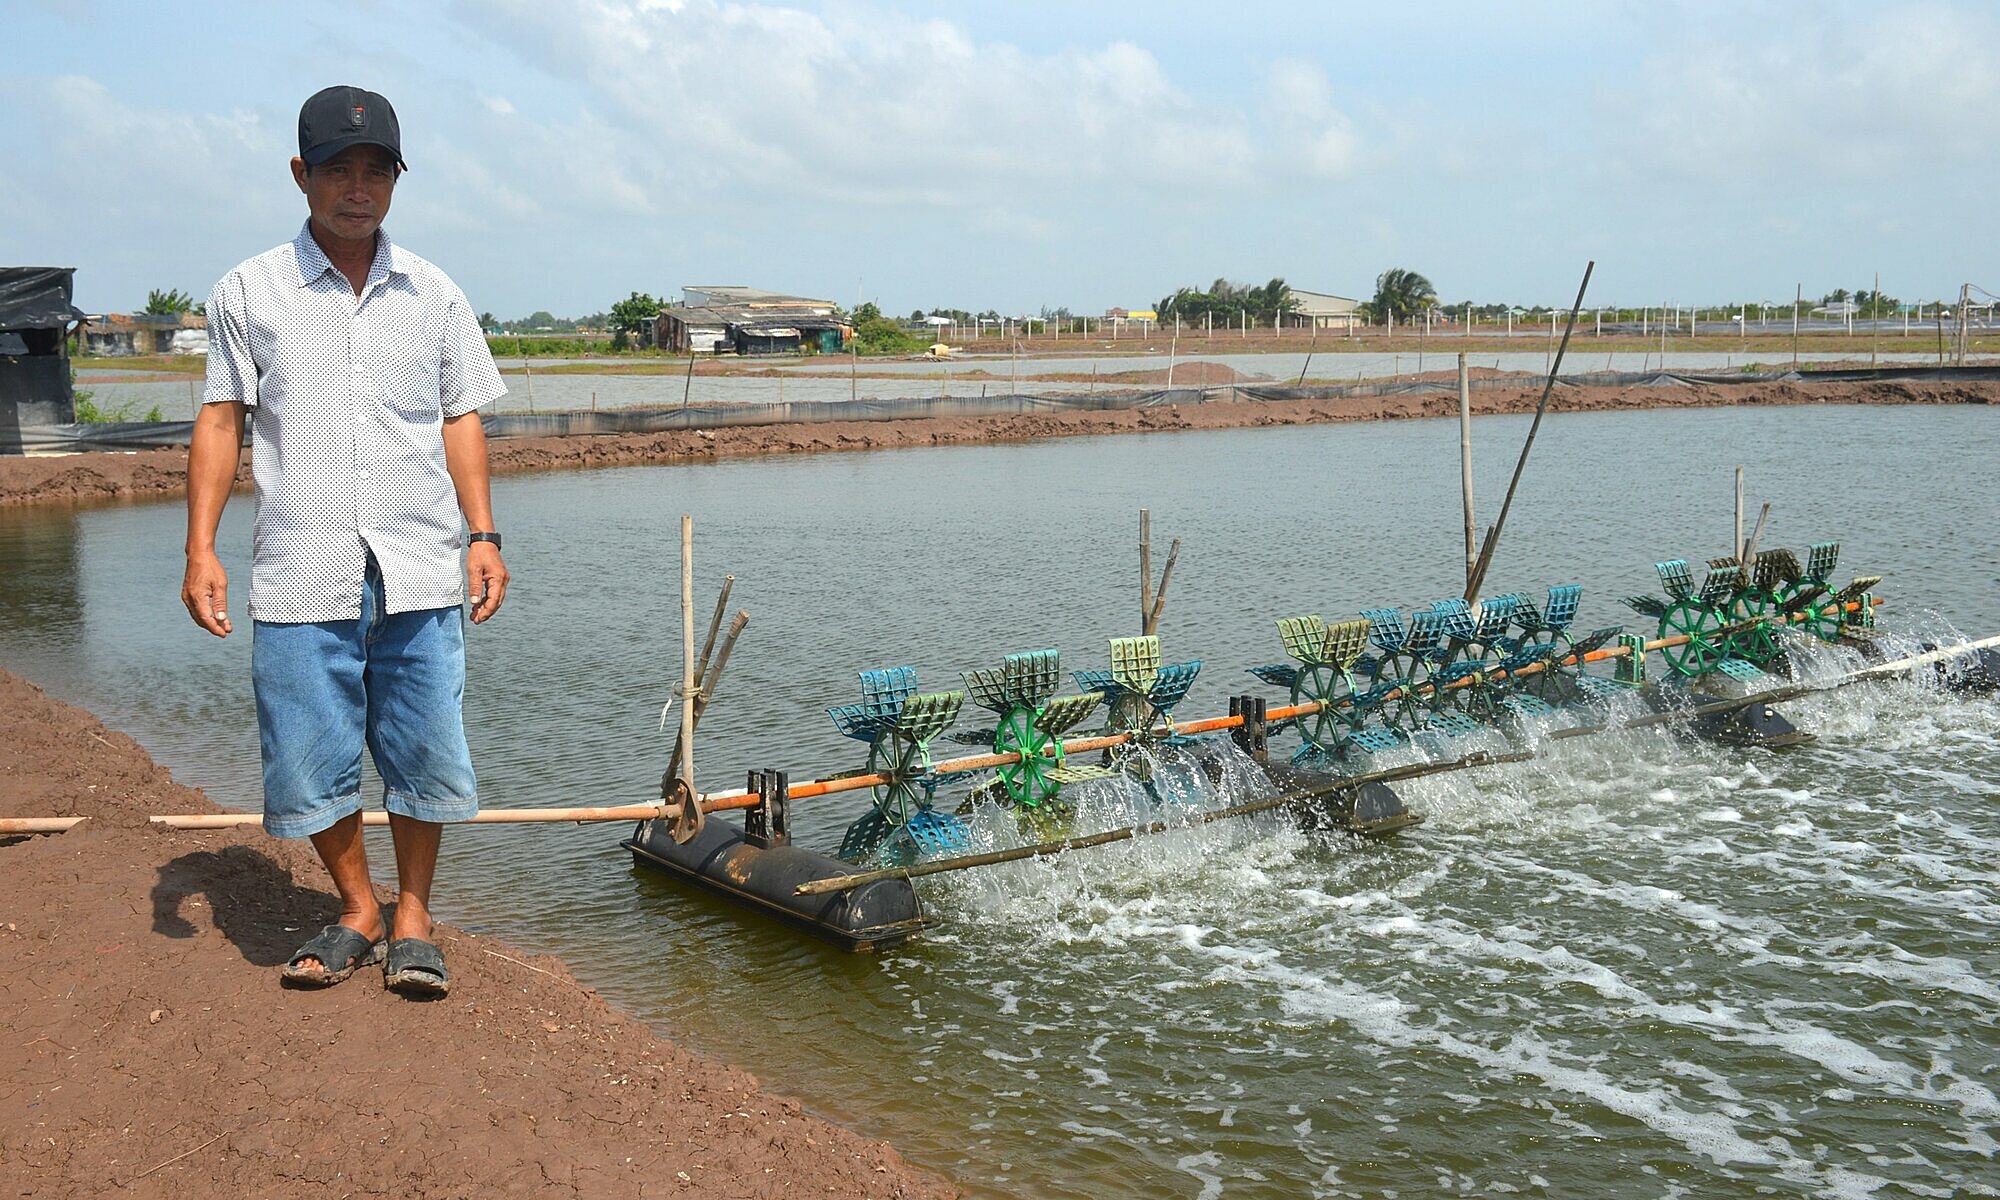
[204,223,506,623]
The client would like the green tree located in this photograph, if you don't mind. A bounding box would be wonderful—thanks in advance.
[1366,269,1436,323]
[848,301,924,355]
[478,311,497,331]
[1155,277,1297,324]
[144,288,194,315]
[607,293,661,335]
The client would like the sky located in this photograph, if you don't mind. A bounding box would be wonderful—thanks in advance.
[4,0,1995,319]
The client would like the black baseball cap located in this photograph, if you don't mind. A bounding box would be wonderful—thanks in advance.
[298,85,407,170]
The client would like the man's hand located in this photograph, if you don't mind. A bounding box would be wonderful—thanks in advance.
[183,551,234,637]
[467,543,508,624]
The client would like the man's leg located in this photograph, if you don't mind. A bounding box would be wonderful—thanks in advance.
[301,814,387,965]
[385,813,441,942]
[367,599,477,948]
[254,608,371,976]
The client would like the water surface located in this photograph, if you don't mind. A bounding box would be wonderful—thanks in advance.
[2,405,1996,1198]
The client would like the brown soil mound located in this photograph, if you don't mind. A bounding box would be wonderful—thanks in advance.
[0,668,956,1199]
[0,378,1988,508]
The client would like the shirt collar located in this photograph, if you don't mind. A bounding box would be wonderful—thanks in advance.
[292,221,406,291]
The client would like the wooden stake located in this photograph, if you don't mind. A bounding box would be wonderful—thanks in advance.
[1459,353,1477,590]
[667,515,705,843]
[1871,270,1879,369]
[1734,467,1744,561]
[1146,537,1180,637]
[665,604,748,787]
[1742,502,1770,567]
[1138,509,1154,632]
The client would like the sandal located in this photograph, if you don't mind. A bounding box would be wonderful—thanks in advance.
[383,937,450,997]
[282,924,386,987]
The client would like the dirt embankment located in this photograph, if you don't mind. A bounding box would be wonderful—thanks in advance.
[0,668,956,1199]
[0,377,1988,509]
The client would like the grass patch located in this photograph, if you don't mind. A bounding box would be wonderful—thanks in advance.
[74,393,165,423]
[73,353,205,374]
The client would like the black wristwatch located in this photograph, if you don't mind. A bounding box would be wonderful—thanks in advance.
[468,531,502,550]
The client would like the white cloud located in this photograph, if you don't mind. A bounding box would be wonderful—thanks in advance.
[454,0,1352,214]
[0,75,290,308]
[1619,5,2000,182]
[1262,59,1357,178]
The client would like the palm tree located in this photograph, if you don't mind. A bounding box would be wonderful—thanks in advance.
[144,288,194,315]
[1370,269,1437,323]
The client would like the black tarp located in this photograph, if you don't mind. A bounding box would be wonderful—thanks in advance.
[0,267,82,434]
[0,267,84,332]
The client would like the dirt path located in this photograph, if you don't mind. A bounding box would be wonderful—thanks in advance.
[0,668,956,1199]
[0,377,1987,509]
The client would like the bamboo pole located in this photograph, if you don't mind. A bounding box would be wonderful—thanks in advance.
[1741,503,1770,567]
[1146,537,1180,637]
[1734,467,1744,561]
[1138,509,1154,632]
[668,515,705,843]
[1464,261,1594,603]
[665,608,747,786]
[1459,353,1477,590]
[5,599,1950,840]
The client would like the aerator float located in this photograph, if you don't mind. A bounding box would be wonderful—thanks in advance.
[612,508,1988,951]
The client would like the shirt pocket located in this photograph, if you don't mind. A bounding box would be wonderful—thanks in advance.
[374,320,445,420]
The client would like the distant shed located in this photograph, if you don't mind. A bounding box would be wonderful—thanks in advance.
[656,286,851,355]
[78,311,208,357]
[1285,288,1362,331]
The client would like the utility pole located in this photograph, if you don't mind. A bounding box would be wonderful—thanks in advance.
[1800,286,1816,370]
[1958,282,1971,366]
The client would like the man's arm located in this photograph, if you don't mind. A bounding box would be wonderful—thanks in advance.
[442,410,507,624]
[182,400,247,637]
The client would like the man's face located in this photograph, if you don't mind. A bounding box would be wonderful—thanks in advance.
[291,144,398,244]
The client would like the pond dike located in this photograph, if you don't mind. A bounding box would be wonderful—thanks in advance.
[0,666,958,1199]
[1,370,1994,508]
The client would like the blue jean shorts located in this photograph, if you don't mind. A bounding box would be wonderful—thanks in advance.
[251,559,478,839]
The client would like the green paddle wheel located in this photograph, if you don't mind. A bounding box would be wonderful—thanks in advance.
[959,650,1110,809]
[1625,558,1744,679]
[1248,614,1374,760]
[1769,542,1882,645]
[1627,543,1884,682]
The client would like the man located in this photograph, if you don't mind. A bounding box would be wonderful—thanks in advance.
[183,86,508,998]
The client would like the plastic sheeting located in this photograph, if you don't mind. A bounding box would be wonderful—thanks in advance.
[7,365,1995,454]
[0,267,84,332]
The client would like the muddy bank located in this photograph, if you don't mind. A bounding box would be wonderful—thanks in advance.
[0,668,956,1199]
[0,377,1988,508]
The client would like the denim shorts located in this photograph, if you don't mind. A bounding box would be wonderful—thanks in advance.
[251,559,478,839]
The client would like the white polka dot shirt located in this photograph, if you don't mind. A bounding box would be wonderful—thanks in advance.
[204,223,506,623]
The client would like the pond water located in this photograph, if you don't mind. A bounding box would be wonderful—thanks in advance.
[2,405,1997,1198]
